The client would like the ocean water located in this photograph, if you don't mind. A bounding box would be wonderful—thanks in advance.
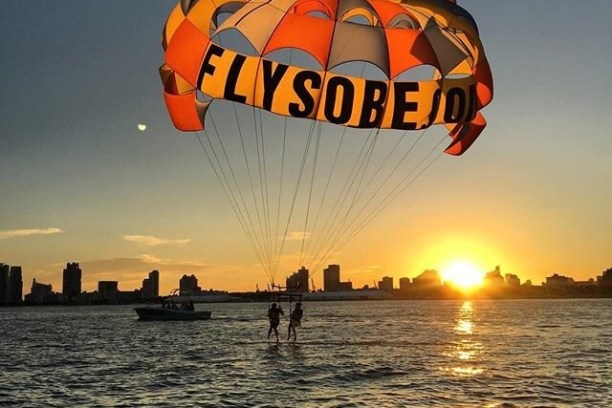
[0,299,610,407]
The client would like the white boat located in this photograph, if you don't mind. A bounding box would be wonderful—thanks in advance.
[134,306,212,321]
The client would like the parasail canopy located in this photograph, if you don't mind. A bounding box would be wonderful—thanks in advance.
[159,0,493,285]
[160,0,492,155]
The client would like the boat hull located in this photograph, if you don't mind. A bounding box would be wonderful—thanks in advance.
[134,307,212,321]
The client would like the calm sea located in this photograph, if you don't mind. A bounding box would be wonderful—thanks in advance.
[1,299,610,407]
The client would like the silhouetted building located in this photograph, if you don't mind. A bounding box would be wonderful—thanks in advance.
[545,273,574,288]
[505,273,521,287]
[574,279,597,287]
[378,276,393,292]
[484,266,505,287]
[598,268,612,287]
[26,279,54,304]
[324,264,340,291]
[8,266,23,304]
[141,270,159,298]
[62,262,82,301]
[180,274,202,296]
[337,281,353,291]
[323,264,352,291]
[0,263,8,305]
[98,281,119,303]
[413,269,441,288]
[287,266,309,293]
[117,290,140,303]
[399,277,411,290]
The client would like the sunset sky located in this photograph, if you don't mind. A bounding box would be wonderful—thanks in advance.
[1,1,611,294]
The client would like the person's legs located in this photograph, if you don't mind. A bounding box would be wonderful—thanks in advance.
[288,323,297,341]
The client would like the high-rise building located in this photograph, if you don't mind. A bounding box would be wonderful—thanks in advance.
[599,268,612,287]
[413,269,441,288]
[62,262,82,301]
[98,281,119,303]
[378,276,394,292]
[399,277,411,290]
[141,270,160,298]
[0,263,9,305]
[545,273,574,288]
[286,266,309,292]
[8,266,23,304]
[323,264,352,291]
[179,274,201,296]
[323,264,340,291]
[484,266,505,287]
[505,273,521,287]
[26,279,54,304]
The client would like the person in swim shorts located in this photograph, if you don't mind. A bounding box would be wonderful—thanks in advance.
[267,303,284,341]
[287,302,303,341]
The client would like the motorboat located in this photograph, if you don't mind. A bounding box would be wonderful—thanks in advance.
[134,304,212,321]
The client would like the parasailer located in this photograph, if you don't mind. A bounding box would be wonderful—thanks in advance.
[159,0,493,292]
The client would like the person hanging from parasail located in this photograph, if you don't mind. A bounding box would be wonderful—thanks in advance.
[267,303,284,341]
[287,302,303,341]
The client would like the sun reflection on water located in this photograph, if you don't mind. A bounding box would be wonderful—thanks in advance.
[442,301,486,377]
[455,301,474,335]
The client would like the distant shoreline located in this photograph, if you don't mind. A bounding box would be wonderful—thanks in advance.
[2,293,611,308]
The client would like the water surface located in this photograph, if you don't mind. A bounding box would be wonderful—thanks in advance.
[1,299,610,407]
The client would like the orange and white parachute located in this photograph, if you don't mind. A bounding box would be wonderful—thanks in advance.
[161,0,492,154]
[159,0,493,283]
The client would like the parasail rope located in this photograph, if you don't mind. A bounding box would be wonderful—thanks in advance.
[272,115,288,281]
[232,103,271,272]
[299,121,323,266]
[252,106,273,276]
[310,133,448,275]
[301,125,347,261]
[208,110,275,282]
[303,127,378,269]
[274,119,317,278]
[195,129,271,281]
[309,127,431,267]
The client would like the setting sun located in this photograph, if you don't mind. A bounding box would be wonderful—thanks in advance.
[441,260,485,290]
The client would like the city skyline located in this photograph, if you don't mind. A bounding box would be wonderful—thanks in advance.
[2,259,609,301]
[1,1,611,293]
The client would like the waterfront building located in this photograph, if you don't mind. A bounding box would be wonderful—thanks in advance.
[378,276,394,292]
[574,279,597,287]
[323,264,340,291]
[337,281,353,291]
[545,273,574,288]
[399,277,411,290]
[323,264,352,292]
[26,279,54,304]
[598,268,612,287]
[98,281,119,303]
[141,270,160,298]
[286,266,309,292]
[0,263,8,304]
[9,266,23,304]
[484,266,505,287]
[62,262,82,301]
[505,273,521,287]
[180,274,202,296]
[413,269,442,288]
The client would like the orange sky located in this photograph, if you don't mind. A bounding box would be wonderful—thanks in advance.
[1,1,611,294]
